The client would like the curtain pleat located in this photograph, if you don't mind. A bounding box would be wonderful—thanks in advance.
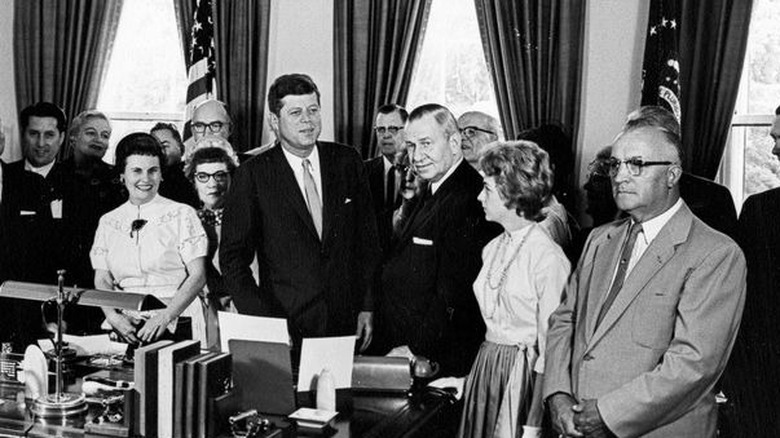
[14,0,123,143]
[678,0,753,178]
[334,0,432,158]
[173,0,196,70]
[212,0,271,153]
[474,0,585,141]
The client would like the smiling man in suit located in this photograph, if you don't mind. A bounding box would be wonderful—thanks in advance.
[378,103,498,376]
[544,107,746,437]
[220,74,380,354]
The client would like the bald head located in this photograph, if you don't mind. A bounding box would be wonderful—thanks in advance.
[458,111,500,168]
[191,99,232,142]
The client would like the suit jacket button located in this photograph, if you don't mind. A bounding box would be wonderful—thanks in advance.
[583,353,594,361]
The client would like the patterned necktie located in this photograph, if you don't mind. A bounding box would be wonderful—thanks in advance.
[302,159,323,238]
[595,222,643,329]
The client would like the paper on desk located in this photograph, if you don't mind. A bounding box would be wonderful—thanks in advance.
[218,311,290,352]
[38,334,127,356]
[429,376,465,400]
[297,336,356,391]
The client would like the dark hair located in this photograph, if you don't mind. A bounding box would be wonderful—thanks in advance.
[377,104,408,123]
[408,103,459,137]
[480,140,553,221]
[775,105,780,116]
[151,122,184,153]
[267,74,321,115]
[114,133,165,172]
[20,102,68,133]
[622,105,685,166]
[184,147,237,181]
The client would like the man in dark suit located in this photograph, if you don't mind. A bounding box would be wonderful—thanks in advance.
[365,104,407,254]
[1,102,72,349]
[378,104,499,376]
[721,104,780,437]
[220,74,380,353]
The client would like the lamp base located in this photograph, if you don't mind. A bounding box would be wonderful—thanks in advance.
[31,392,88,418]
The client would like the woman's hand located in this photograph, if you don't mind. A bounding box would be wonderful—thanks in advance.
[137,310,174,343]
[105,311,141,345]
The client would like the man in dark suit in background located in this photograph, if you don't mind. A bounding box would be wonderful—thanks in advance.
[378,103,499,376]
[722,104,780,437]
[220,74,380,354]
[366,104,407,254]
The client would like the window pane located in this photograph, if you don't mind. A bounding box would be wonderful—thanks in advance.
[97,0,187,114]
[739,125,780,198]
[407,0,500,127]
[743,0,780,115]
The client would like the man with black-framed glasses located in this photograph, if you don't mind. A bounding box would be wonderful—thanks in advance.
[191,99,232,144]
[544,105,745,438]
[458,111,501,169]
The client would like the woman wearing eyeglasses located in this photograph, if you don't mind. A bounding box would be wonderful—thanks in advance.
[90,133,208,345]
[458,141,570,438]
[184,140,240,348]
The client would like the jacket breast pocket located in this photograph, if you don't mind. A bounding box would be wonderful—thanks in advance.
[632,292,678,349]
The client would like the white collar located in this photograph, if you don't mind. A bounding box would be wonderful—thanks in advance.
[431,156,463,195]
[634,197,684,246]
[382,155,393,173]
[281,143,320,172]
[25,159,56,178]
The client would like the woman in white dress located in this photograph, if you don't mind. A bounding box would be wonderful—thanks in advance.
[458,141,571,438]
[91,133,208,345]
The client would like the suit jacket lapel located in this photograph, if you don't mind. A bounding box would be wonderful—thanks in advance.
[268,145,319,239]
[588,204,693,348]
[319,142,340,245]
[585,222,628,341]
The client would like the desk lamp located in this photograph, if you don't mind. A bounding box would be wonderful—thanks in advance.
[0,273,165,419]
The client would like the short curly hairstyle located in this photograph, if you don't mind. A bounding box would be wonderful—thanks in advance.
[184,146,238,182]
[114,132,165,172]
[479,140,553,221]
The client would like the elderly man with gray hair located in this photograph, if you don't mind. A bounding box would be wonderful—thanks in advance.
[458,110,501,169]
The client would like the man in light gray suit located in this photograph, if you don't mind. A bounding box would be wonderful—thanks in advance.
[544,107,746,438]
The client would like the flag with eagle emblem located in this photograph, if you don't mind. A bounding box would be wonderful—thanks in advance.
[640,0,681,123]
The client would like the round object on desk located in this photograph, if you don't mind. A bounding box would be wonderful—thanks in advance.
[23,345,48,401]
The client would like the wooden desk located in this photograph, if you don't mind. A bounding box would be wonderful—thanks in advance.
[0,382,460,438]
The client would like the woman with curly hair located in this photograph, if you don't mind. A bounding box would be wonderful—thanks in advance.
[458,141,570,438]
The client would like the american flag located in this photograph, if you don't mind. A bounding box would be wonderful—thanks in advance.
[640,0,681,123]
[183,0,216,142]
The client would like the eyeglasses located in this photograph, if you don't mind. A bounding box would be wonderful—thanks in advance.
[460,126,495,140]
[194,171,230,184]
[606,157,676,177]
[191,121,226,134]
[130,219,147,242]
[374,126,404,135]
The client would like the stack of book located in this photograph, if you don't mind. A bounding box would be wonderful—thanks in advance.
[133,340,232,438]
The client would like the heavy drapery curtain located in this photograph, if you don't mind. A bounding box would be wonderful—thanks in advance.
[474,0,585,141]
[172,0,196,69]
[334,0,432,158]
[212,0,271,152]
[677,0,753,179]
[14,0,123,136]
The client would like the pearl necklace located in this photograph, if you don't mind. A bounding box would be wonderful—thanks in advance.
[485,225,533,291]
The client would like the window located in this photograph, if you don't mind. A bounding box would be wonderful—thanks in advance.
[96,0,188,164]
[720,0,780,209]
[406,0,500,132]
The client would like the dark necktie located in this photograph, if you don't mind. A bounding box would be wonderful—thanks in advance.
[386,167,396,209]
[595,222,643,329]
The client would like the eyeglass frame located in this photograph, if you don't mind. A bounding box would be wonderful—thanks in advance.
[191,121,228,134]
[459,126,495,140]
[374,126,404,135]
[606,156,677,177]
[194,170,230,184]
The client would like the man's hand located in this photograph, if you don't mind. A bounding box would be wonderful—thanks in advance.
[572,399,613,437]
[548,393,583,437]
[356,311,373,352]
[137,310,173,344]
